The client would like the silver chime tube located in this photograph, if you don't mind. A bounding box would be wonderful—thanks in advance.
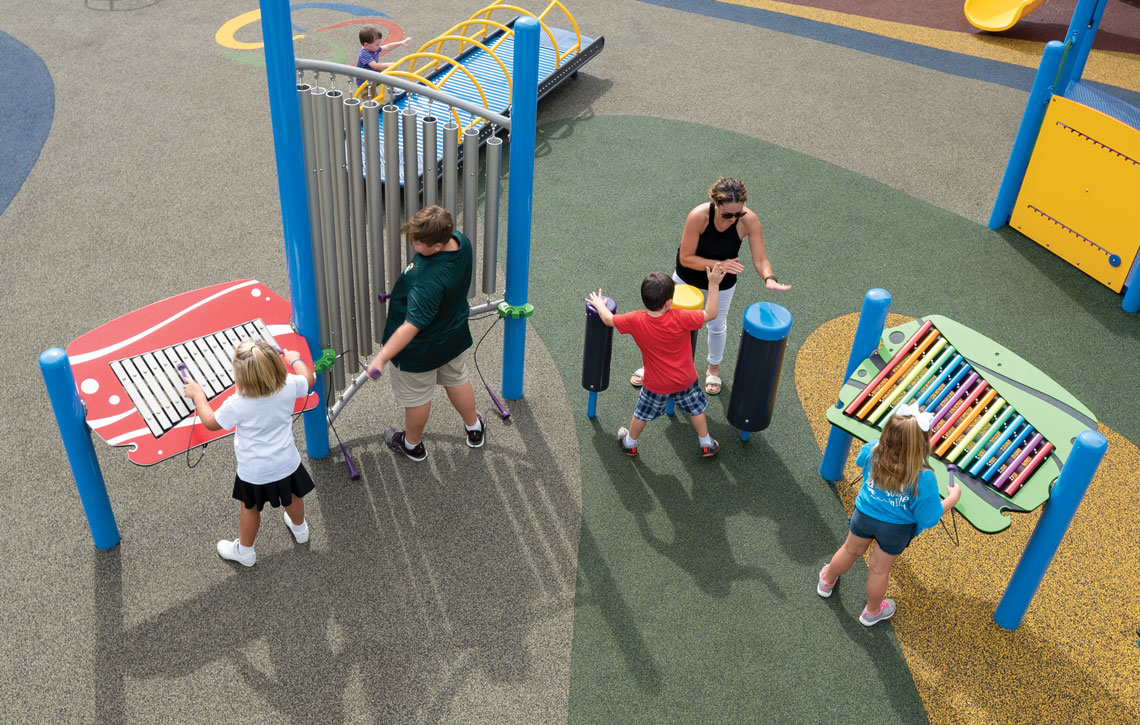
[327,89,354,387]
[422,116,438,208]
[462,127,480,298]
[401,107,420,262]
[363,100,386,343]
[441,122,459,216]
[382,104,402,286]
[344,96,370,354]
[313,88,344,394]
[482,135,502,294]
[299,84,330,350]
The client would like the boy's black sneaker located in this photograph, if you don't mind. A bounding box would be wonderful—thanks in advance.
[385,428,427,462]
[466,414,486,448]
[700,438,720,458]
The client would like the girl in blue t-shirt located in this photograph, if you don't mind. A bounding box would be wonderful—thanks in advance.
[816,406,962,626]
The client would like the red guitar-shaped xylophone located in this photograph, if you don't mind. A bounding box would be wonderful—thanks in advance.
[67,280,319,466]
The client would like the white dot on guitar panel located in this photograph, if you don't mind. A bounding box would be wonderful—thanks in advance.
[157,450,163,456]
[251,288,261,297]
[81,378,99,394]
[109,395,120,405]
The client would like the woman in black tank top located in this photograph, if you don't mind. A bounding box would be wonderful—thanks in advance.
[631,178,791,395]
[674,201,746,290]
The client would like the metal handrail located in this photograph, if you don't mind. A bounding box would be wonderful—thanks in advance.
[295,58,511,131]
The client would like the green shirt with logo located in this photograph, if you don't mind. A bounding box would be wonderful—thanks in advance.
[382,231,473,372]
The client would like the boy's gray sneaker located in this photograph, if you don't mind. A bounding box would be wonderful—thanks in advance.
[700,438,720,458]
[616,426,637,456]
[859,598,897,626]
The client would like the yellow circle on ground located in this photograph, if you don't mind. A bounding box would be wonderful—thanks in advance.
[672,284,704,310]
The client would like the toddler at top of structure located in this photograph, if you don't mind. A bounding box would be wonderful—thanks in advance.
[355,25,412,87]
[587,263,726,458]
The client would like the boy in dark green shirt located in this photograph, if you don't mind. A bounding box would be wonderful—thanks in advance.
[366,206,485,461]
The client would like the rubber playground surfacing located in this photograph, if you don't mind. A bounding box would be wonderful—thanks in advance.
[3,0,1140,722]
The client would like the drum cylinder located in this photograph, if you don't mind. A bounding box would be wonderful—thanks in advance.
[666,284,704,415]
[727,302,793,433]
[582,296,617,392]
[672,284,704,360]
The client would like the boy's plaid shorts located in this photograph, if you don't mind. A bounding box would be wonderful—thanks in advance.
[633,380,708,421]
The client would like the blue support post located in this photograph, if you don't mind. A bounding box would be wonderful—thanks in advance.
[260,0,328,458]
[988,41,1067,229]
[994,429,1107,630]
[40,348,120,550]
[819,289,891,482]
[587,391,598,418]
[1123,278,1140,314]
[1065,0,1109,85]
[501,17,539,401]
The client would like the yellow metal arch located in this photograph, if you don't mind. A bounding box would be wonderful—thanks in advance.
[470,4,562,66]
[439,17,514,47]
[483,0,582,61]
[532,0,582,61]
[412,35,512,104]
[383,52,491,117]
[348,0,589,143]
[353,70,466,132]
[354,53,492,138]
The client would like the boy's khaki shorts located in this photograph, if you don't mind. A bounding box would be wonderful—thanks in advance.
[388,354,470,408]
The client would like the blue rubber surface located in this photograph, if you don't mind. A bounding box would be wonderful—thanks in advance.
[0,30,53,217]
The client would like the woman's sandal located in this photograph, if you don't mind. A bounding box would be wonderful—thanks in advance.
[704,374,722,395]
[630,367,644,387]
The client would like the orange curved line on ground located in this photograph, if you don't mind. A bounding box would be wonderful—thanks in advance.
[311,18,399,33]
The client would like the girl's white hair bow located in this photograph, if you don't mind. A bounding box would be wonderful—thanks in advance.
[893,402,934,432]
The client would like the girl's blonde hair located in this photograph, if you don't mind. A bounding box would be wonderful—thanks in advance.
[232,340,286,398]
[871,414,931,493]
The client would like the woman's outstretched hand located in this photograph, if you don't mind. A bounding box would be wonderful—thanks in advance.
[721,257,745,275]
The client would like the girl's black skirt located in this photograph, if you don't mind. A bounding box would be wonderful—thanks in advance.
[232,463,315,511]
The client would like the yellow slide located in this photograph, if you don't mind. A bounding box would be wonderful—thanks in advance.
[964,0,1045,31]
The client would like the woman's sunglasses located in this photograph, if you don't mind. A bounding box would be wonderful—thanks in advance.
[719,210,745,220]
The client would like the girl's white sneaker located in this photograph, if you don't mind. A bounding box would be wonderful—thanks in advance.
[217,539,256,566]
[284,512,309,544]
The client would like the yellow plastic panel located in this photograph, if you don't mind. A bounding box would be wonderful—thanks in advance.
[1011,96,1140,292]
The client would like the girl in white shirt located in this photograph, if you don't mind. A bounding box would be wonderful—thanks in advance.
[183,340,317,567]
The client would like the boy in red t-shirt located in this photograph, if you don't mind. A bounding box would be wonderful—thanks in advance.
[587,264,725,457]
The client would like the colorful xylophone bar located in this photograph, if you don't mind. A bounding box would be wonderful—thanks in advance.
[843,321,1055,498]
